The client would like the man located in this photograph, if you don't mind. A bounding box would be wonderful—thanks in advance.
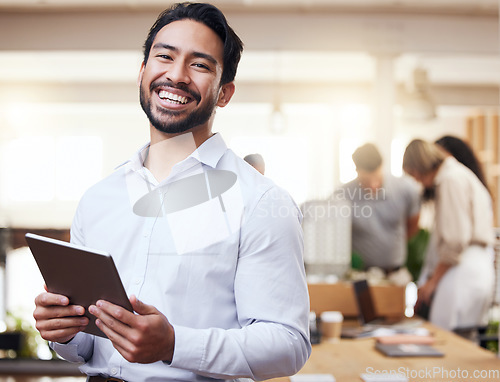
[33,3,311,381]
[335,143,420,275]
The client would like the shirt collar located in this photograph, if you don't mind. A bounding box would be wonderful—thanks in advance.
[192,133,227,169]
[116,133,227,173]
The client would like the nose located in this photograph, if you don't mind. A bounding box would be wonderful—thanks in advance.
[166,60,190,85]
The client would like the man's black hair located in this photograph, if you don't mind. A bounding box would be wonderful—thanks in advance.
[143,2,243,85]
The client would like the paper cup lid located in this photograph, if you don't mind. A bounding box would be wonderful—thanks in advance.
[320,311,343,322]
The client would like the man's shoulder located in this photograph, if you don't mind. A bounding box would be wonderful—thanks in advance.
[79,166,127,202]
[340,178,358,188]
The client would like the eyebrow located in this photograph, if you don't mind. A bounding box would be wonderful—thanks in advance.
[152,43,219,67]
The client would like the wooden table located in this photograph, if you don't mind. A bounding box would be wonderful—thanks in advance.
[0,323,497,382]
[270,322,500,382]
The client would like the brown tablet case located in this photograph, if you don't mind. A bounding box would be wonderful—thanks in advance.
[25,233,133,338]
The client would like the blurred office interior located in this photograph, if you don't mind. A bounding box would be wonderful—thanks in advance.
[0,0,499,357]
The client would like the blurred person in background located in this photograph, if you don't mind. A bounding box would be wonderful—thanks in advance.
[334,143,420,283]
[435,135,488,191]
[403,139,494,331]
[244,153,265,175]
[423,135,488,201]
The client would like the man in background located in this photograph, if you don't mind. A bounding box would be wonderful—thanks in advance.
[335,143,420,279]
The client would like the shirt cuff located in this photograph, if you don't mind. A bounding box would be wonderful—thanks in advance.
[50,332,93,363]
[169,325,206,371]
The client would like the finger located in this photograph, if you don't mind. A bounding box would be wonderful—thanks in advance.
[37,316,89,331]
[90,303,132,339]
[130,295,157,316]
[39,326,86,343]
[110,340,136,363]
[36,316,89,341]
[93,300,136,327]
[35,292,70,308]
[35,305,86,322]
[96,318,133,354]
[93,311,136,358]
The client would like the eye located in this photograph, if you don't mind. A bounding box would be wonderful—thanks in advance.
[157,54,173,61]
[193,62,212,71]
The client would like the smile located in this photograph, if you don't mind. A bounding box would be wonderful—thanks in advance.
[158,90,189,105]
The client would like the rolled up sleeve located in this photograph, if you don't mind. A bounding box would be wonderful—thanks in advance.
[50,332,94,363]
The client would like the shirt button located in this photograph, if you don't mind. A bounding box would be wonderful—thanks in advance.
[143,232,149,237]
[110,368,118,375]
[134,278,142,285]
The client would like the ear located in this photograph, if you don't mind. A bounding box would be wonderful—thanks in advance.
[137,61,146,87]
[216,82,236,108]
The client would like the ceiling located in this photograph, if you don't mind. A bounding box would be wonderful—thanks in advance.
[0,0,498,107]
[0,0,497,15]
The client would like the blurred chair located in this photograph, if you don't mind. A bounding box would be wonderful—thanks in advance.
[301,198,351,281]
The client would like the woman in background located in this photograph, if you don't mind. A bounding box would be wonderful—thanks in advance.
[423,135,488,201]
[435,135,488,191]
[402,139,494,330]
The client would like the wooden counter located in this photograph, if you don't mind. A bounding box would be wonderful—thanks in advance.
[0,323,496,382]
[270,322,499,382]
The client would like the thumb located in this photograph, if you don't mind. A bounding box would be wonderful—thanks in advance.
[129,295,157,315]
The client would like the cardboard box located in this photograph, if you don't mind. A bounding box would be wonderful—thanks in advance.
[308,282,406,318]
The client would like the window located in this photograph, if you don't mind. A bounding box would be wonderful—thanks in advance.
[1,136,103,203]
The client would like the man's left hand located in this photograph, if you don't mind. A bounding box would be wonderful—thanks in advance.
[89,295,175,363]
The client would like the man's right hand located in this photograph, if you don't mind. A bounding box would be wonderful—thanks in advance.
[33,289,89,344]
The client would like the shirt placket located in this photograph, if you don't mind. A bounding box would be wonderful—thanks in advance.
[129,168,158,296]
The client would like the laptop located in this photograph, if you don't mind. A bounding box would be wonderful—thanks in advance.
[375,342,444,357]
[341,279,421,338]
[354,279,403,326]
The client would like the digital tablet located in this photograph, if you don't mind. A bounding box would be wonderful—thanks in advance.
[25,233,133,338]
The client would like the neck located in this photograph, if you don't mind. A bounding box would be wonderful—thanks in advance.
[145,130,211,182]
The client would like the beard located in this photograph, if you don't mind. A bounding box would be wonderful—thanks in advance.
[140,79,218,134]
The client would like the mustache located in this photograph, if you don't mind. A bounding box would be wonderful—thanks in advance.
[150,79,201,104]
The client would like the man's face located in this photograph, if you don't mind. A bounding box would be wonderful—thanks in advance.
[139,19,232,135]
[356,166,383,192]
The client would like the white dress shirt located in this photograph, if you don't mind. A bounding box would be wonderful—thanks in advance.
[51,133,311,382]
[433,156,494,265]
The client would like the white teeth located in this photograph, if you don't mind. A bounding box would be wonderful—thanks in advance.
[158,90,188,104]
